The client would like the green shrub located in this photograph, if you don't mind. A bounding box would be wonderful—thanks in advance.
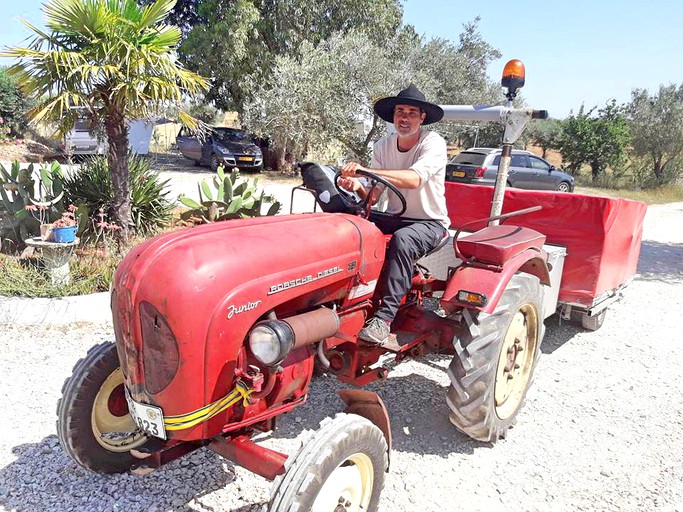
[0,67,32,138]
[63,154,174,235]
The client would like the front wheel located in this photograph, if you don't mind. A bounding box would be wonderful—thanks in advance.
[210,154,221,172]
[269,413,388,512]
[57,342,147,473]
[447,273,544,442]
[556,181,572,192]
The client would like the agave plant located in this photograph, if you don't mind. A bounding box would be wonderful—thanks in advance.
[179,166,281,223]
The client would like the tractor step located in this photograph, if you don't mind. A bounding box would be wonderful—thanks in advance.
[383,330,424,353]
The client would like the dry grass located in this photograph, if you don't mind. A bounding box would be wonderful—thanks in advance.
[575,184,683,204]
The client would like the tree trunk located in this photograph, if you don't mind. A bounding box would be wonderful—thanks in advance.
[274,144,286,172]
[653,156,663,185]
[104,107,132,238]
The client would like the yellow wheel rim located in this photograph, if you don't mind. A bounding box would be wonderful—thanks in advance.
[494,304,539,420]
[311,453,374,512]
[91,368,147,452]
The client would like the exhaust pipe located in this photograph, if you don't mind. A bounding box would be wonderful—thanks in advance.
[282,307,339,349]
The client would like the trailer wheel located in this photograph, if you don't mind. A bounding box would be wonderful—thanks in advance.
[57,342,147,473]
[446,273,544,442]
[269,413,388,512]
[573,309,607,331]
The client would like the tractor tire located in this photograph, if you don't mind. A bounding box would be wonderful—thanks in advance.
[268,413,388,512]
[446,273,544,442]
[56,341,147,473]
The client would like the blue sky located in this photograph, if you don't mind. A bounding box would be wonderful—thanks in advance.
[1,0,682,118]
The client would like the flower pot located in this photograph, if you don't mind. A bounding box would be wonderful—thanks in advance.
[52,225,77,243]
[40,223,54,242]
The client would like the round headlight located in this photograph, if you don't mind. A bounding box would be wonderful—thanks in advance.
[248,320,294,366]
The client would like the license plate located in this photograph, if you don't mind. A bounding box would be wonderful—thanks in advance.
[125,389,167,440]
[453,171,466,177]
[238,156,254,162]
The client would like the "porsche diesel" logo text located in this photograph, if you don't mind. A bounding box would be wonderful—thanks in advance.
[267,266,342,295]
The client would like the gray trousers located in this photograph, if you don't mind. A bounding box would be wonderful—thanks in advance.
[369,213,447,323]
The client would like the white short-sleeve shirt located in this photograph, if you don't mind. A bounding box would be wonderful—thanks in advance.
[371,130,450,229]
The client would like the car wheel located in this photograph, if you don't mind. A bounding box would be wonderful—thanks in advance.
[556,181,571,192]
[210,154,221,172]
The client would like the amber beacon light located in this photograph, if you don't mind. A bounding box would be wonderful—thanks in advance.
[501,59,526,101]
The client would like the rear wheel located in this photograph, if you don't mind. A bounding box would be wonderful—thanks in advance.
[447,273,544,442]
[556,181,571,192]
[269,413,388,512]
[572,308,607,331]
[57,342,147,473]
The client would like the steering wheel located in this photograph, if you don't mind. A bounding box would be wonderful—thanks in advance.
[334,169,407,219]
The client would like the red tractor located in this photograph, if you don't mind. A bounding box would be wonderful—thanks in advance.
[57,62,645,511]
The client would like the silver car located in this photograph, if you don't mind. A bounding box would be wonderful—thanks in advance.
[446,148,575,192]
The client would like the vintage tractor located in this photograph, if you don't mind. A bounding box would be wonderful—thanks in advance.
[56,61,645,511]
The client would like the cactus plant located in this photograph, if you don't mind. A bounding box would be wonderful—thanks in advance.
[179,166,281,223]
[0,161,66,245]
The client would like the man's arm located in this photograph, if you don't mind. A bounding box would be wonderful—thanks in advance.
[340,162,421,189]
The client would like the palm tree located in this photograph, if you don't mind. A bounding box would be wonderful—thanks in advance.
[2,0,207,236]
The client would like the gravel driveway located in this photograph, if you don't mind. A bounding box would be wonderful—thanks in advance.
[1,198,682,512]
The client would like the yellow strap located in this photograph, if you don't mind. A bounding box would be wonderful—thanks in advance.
[163,381,254,431]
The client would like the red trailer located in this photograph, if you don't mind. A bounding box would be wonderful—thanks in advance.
[56,61,647,511]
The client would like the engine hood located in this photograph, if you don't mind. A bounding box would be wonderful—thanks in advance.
[112,213,386,439]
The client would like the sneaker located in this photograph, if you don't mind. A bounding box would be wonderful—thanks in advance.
[358,317,391,345]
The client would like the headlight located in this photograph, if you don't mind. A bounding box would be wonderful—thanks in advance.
[218,146,232,156]
[248,320,294,366]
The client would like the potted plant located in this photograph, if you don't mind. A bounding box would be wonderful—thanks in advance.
[51,205,79,243]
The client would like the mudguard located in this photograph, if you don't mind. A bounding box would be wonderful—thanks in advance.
[441,248,550,314]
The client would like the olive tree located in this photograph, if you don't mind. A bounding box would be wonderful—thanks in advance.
[242,20,502,169]
[627,84,683,186]
[559,101,631,183]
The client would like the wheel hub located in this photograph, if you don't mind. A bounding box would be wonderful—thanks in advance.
[312,453,374,512]
[91,368,147,452]
[494,305,538,420]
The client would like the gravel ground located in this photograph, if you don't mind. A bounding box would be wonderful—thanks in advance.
[1,200,682,512]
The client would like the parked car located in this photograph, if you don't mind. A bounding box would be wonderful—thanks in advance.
[62,117,153,157]
[176,127,263,172]
[62,117,107,156]
[446,148,575,192]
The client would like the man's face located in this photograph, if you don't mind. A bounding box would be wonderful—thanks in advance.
[393,104,426,138]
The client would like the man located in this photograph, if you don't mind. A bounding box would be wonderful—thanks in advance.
[339,84,450,345]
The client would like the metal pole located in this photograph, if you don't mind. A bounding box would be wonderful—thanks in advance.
[489,145,512,226]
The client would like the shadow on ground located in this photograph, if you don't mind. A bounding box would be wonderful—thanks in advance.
[636,240,683,283]
[0,435,265,512]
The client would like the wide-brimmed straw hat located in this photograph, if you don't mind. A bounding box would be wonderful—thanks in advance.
[373,84,444,125]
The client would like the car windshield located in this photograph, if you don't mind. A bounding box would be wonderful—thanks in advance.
[74,118,91,132]
[450,152,488,166]
[213,128,250,143]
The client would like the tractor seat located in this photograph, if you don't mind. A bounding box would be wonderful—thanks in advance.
[457,225,546,266]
